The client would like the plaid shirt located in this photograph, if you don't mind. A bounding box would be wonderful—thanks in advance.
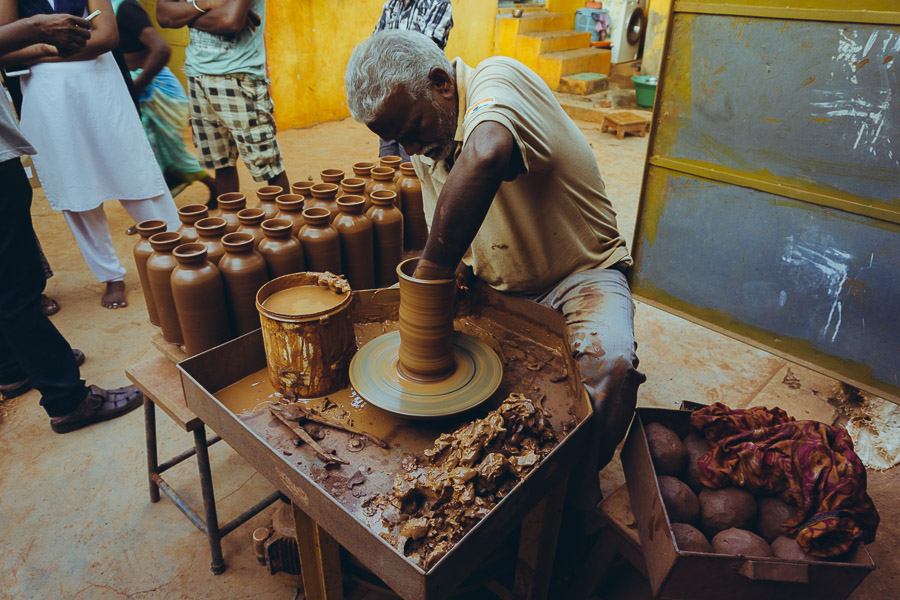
[375,0,453,49]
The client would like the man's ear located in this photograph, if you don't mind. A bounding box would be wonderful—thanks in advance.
[429,67,455,100]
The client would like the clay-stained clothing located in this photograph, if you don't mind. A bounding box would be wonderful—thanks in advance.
[411,56,631,294]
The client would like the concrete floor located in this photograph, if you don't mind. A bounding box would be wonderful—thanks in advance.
[1,117,896,600]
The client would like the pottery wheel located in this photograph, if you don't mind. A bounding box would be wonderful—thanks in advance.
[349,331,503,418]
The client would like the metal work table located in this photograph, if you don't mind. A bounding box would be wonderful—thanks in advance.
[178,284,593,600]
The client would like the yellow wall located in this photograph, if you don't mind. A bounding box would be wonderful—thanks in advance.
[266,0,500,131]
[642,0,672,76]
[139,0,190,89]
[546,0,583,26]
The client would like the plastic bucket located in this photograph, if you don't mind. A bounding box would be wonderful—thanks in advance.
[632,75,658,108]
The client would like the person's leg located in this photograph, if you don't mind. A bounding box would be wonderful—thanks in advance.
[378,138,411,163]
[215,165,240,196]
[268,170,290,193]
[0,158,87,416]
[187,75,240,208]
[120,190,180,231]
[62,206,128,309]
[539,267,646,510]
[222,75,288,188]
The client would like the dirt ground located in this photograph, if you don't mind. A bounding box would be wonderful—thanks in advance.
[0,117,896,600]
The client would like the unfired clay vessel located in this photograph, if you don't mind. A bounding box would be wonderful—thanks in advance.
[255,186,283,220]
[219,232,268,336]
[398,162,428,251]
[274,194,306,236]
[379,155,403,182]
[194,217,227,265]
[259,218,305,279]
[320,168,344,185]
[176,204,208,244]
[367,166,401,210]
[298,207,342,274]
[133,219,167,326]
[367,190,404,287]
[352,161,375,186]
[237,207,266,248]
[334,196,375,290]
[397,257,456,380]
[171,243,232,355]
[146,231,184,344]
[306,183,340,222]
[337,177,370,213]
[217,192,246,233]
[290,180,314,198]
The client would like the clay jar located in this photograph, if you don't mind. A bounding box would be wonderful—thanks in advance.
[306,183,340,222]
[298,207,342,274]
[367,190,404,287]
[380,155,403,182]
[133,219,168,326]
[334,196,375,290]
[217,192,246,233]
[219,232,268,336]
[255,186,283,220]
[195,217,227,265]
[352,161,375,186]
[397,257,456,381]
[367,166,401,211]
[259,218,305,279]
[290,180,313,198]
[171,243,232,356]
[237,207,266,248]
[320,168,344,185]
[274,194,306,236]
[176,204,208,243]
[337,177,370,213]
[398,162,428,251]
[146,232,184,344]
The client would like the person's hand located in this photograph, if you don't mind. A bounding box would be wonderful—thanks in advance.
[27,13,91,57]
[196,0,227,11]
[244,9,261,32]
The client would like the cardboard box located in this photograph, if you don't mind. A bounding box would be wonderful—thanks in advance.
[621,407,875,600]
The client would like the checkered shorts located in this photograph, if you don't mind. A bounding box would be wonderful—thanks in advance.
[187,74,285,182]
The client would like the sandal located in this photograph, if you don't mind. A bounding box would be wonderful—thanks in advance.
[50,384,143,433]
[40,294,60,316]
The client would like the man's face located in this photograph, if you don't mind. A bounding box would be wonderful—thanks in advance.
[368,75,458,161]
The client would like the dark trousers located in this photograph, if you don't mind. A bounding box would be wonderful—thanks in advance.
[0,158,86,417]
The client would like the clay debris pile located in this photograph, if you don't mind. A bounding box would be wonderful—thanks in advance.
[374,394,556,569]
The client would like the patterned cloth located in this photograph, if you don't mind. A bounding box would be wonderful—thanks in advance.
[375,0,453,49]
[691,403,879,558]
[187,74,284,182]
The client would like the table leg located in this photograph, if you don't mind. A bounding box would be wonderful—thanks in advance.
[144,397,160,504]
[293,502,344,600]
[194,425,226,574]
[512,475,569,600]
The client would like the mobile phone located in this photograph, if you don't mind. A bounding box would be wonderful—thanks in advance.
[86,9,101,21]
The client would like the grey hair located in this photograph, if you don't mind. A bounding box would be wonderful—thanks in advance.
[345,30,452,124]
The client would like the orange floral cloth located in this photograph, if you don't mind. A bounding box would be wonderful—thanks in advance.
[691,403,879,558]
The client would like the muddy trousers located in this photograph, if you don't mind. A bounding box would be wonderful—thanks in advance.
[0,159,87,417]
[534,266,646,510]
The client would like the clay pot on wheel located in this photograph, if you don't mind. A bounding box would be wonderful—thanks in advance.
[298,207,342,275]
[397,257,456,381]
[259,218,305,279]
[194,217,227,265]
[176,204,208,243]
[255,186,283,220]
[146,232,184,344]
[274,194,306,237]
[171,243,232,355]
[367,166,401,211]
[334,196,375,290]
[306,183,340,222]
[133,219,168,326]
[367,190,403,287]
[217,192,246,233]
[237,207,266,248]
[220,232,269,336]
[398,162,428,251]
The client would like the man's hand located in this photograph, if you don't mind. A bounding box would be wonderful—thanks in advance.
[27,13,91,57]
[196,0,227,11]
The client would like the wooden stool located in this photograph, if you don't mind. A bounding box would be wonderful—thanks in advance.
[600,112,651,139]
[127,356,280,574]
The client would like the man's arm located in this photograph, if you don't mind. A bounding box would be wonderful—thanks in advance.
[0,1,91,66]
[158,0,254,36]
[130,26,170,94]
[414,120,517,280]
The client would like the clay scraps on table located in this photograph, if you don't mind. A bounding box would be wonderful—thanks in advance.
[371,393,557,569]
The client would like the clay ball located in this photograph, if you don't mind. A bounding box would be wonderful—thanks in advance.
[658,476,700,525]
[756,496,795,542]
[712,528,773,557]
[682,433,713,492]
[671,523,712,553]
[699,488,757,536]
[646,422,687,476]
[771,536,813,561]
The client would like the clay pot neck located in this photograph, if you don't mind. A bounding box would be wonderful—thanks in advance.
[137,219,167,238]
[173,243,209,265]
[310,183,338,200]
[337,196,365,214]
[262,219,293,238]
[352,162,375,177]
[222,232,255,253]
[177,205,209,225]
[370,190,397,206]
[399,163,417,177]
[303,208,331,226]
[371,166,396,182]
[195,217,227,239]
[237,208,265,226]
[320,169,344,184]
[291,181,314,196]
[276,194,305,213]
[218,193,247,212]
[149,231,183,252]
[340,178,366,194]
[257,186,283,201]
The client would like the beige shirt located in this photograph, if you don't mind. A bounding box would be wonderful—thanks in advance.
[412,57,630,294]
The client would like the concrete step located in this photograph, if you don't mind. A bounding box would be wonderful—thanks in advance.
[558,73,609,95]
[515,30,592,67]
[536,47,611,90]
[495,11,573,57]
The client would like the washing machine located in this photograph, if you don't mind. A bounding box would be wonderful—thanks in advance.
[605,0,647,64]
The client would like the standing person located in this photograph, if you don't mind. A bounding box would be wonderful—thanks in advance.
[373,0,452,162]
[112,0,215,208]
[0,10,143,432]
[0,0,181,310]
[346,30,646,516]
[156,0,289,199]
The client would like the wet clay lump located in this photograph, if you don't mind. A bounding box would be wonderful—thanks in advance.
[263,285,347,315]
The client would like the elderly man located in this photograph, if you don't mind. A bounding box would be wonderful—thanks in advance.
[345,30,646,517]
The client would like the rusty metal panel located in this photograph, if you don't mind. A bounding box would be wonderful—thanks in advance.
[631,2,900,403]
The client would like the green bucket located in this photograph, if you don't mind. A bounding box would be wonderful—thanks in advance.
[632,75,658,108]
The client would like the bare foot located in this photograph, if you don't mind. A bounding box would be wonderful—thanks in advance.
[102,281,127,309]
[202,175,217,209]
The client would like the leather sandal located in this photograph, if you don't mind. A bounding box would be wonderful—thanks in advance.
[50,384,143,434]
